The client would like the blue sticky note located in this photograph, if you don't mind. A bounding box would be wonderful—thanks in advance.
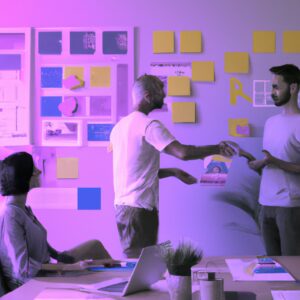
[38,32,62,55]
[41,67,63,88]
[0,54,21,70]
[102,31,128,54]
[88,262,136,272]
[77,188,101,210]
[70,32,96,54]
[87,124,114,141]
[41,96,62,117]
[253,266,287,273]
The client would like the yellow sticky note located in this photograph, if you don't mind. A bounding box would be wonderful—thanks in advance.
[64,67,84,81]
[90,66,111,87]
[192,61,214,82]
[224,52,249,73]
[168,76,191,96]
[180,31,202,53]
[57,158,79,179]
[172,102,196,123]
[253,31,276,53]
[228,118,250,137]
[230,77,252,105]
[211,155,232,163]
[283,31,300,53]
[153,31,174,53]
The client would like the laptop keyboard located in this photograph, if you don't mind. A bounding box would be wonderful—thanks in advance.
[98,281,128,292]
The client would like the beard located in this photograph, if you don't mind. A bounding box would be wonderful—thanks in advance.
[272,89,291,106]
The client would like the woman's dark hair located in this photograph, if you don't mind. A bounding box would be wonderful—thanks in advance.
[0,152,34,196]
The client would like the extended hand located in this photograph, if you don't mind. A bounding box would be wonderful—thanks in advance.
[239,148,256,162]
[175,169,197,184]
[56,251,76,264]
[218,141,237,157]
[248,159,266,171]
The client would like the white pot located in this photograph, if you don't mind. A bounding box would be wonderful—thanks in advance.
[167,273,192,300]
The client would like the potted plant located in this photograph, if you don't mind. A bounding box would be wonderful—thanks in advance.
[163,241,202,300]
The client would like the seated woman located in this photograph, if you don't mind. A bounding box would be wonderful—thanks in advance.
[0,152,111,291]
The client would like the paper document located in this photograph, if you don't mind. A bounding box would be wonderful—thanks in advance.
[272,290,300,300]
[225,258,295,281]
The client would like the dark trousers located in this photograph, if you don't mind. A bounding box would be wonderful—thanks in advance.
[259,205,300,255]
[115,205,159,258]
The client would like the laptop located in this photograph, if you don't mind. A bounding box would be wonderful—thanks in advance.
[79,243,167,296]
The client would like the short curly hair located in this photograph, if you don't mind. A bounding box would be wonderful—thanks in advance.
[0,152,34,196]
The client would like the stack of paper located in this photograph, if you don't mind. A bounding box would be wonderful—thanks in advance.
[272,290,300,300]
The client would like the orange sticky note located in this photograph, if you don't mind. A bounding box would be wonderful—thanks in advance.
[224,52,249,73]
[90,66,111,87]
[153,31,174,53]
[228,118,250,137]
[172,102,196,123]
[253,31,276,53]
[283,31,300,53]
[192,61,214,82]
[180,31,202,53]
[168,76,191,96]
[56,157,79,179]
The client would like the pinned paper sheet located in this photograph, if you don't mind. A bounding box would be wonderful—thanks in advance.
[224,52,249,73]
[90,66,111,87]
[283,31,300,53]
[153,31,174,53]
[192,61,214,82]
[168,76,191,96]
[230,77,252,105]
[56,157,79,179]
[180,31,202,53]
[253,31,276,53]
[64,66,84,81]
[172,102,196,123]
[63,75,84,90]
[228,118,250,137]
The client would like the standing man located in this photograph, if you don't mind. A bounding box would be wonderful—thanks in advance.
[110,74,236,258]
[249,64,300,255]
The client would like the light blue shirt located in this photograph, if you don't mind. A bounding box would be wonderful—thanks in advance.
[0,200,50,290]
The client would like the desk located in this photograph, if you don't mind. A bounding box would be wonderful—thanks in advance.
[2,257,300,300]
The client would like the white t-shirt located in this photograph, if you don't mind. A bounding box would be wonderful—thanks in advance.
[110,111,176,210]
[259,114,300,207]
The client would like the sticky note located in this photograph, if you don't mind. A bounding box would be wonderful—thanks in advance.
[41,67,63,88]
[153,31,174,53]
[63,75,84,90]
[211,155,232,163]
[38,32,62,55]
[89,96,111,116]
[283,31,300,53]
[168,76,191,96]
[87,123,114,141]
[41,96,62,117]
[103,31,128,54]
[64,67,84,81]
[230,77,252,105]
[253,31,276,53]
[192,61,214,82]
[56,157,79,179]
[228,118,250,137]
[180,31,202,53]
[0,54,21,70]
[90,66,111,87]
[70,32,96,54]
[224,52,249,73]
[77,188,101,210]
[58,97,77,117]
[172,102,196,123]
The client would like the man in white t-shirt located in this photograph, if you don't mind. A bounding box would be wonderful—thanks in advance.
[249,64,300,255]
[110,75,236,258]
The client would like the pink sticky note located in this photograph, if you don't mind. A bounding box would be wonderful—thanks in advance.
[63,75,84,90]
[236,125,250,136]
[58,97,77,116]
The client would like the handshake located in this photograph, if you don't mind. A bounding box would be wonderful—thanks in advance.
[219,141,256,162]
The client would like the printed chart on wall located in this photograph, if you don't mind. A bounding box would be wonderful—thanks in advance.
[0,28,32,145]
[35,27,134,146]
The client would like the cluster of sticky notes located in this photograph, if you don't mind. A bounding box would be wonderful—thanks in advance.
[228,118,250,137]
[253,31,276,53]
[27,187,101,210]
[87,123,114,141]
[168,76,191,96]
[224,52,249,74]
[172,102,196,123]
[57,157,78,179]
[192,61,215,82]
